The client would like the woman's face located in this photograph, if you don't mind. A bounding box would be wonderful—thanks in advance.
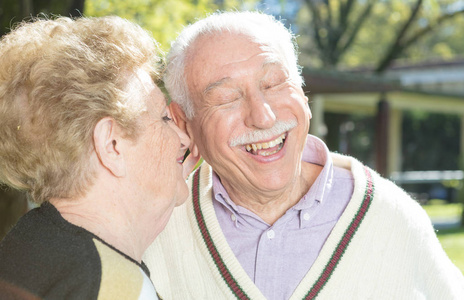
[124,69,190,230]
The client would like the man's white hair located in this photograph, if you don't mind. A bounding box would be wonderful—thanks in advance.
[164,10,303,119]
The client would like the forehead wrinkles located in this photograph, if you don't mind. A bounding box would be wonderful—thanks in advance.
[186,33,253,85]
[202,52,286,97]
[185,34,289,115]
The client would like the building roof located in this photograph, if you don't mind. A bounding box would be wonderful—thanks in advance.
[303,67,464,98]
[381,57,464,71]
[302,68,400,94]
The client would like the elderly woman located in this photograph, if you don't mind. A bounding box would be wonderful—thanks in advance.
[0,16,199,299]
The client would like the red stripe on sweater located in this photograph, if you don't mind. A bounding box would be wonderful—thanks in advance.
[192,168,250,300]
[305,166,374,299]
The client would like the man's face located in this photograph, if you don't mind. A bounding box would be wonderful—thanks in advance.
[185,33,311,196]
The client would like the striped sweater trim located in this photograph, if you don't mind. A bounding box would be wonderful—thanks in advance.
[192,167,250,300]
[192,165,375,300]
[304,166,374,299]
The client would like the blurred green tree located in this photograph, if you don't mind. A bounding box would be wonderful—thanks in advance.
[84,0,256,51]
[294,0,464,71]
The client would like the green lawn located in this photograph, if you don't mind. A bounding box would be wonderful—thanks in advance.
[422,202,464,274]
[422,201,462,219]
[435,227,464,273]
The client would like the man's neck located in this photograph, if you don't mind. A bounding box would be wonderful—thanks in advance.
[221,162,323,225]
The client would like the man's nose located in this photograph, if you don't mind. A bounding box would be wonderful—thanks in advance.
[244,91,276,129]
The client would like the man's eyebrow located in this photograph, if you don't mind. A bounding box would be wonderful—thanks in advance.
[262,55,284,68]
[261,58,290,80]
[203,77,231,96]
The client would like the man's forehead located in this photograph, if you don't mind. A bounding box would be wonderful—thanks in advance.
[202,57,287,95]
[186,33,287,98]
[194,37,281,68]
[189,32,279,68]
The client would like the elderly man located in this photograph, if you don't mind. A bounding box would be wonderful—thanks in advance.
[144,11,464,299]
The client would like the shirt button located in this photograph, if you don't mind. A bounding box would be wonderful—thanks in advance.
[267,229,275,239]
[303,213,310,221]
[231,214,237,222]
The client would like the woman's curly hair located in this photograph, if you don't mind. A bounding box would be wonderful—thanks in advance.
[0,16,162,204]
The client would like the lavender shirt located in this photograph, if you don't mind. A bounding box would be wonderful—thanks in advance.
[212,135,354,300]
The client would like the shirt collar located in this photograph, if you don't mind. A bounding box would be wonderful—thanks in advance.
[294,135,333,210]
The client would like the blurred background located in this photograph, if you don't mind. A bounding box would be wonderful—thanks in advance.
[1,0,464,270]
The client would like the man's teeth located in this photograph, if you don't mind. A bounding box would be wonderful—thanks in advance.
[245,134,285,155]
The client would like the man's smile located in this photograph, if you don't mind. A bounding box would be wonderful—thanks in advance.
[244,133,287,157]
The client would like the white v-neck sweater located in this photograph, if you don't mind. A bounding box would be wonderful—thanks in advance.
[144,154,464,299]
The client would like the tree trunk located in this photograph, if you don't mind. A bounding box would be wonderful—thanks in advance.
[461,205,464,228]
[375,97,390,177]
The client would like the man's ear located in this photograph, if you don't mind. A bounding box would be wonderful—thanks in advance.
[170,102,199,157]
[93,117,126,177]
[169,102,188,131]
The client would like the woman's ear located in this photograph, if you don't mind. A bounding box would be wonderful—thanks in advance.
[93,117,126,177]
[169,102,199,157]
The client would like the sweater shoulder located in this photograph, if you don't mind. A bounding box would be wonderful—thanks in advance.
[0,206,102,299]
[331,153,431,229]
[372,171,432,227]
[1,204,149,300]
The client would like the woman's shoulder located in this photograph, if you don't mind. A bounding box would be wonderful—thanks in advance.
[0,207,102,299]
[1,203,150,299]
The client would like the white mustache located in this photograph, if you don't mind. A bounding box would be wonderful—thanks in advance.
[229,119,297,147]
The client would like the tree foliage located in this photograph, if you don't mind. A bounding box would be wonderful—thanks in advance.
[1,0,257,50]
[84,0,255,51]
[294,0,464,71]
